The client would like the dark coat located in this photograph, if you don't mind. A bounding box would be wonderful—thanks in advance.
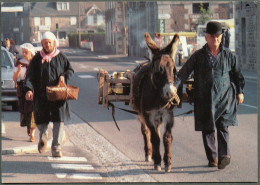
[24,51,74,125]
[175,44,245,132]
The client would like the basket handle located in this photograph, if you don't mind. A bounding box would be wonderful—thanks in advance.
[58,79,66,87]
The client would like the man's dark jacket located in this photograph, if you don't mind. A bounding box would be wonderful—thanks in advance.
[175,44,245,132]
[25,51,74,125]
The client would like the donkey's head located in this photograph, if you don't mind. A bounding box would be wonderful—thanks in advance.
[144,32,180,100]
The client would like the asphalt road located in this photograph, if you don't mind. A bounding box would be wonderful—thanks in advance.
[66,48,258,182]
[2,48,258,183]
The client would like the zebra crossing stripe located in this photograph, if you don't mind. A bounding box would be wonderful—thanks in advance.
[51,164,94,170]
[56,173,102,180]
[48,156,87,162]
[78,75,95,78]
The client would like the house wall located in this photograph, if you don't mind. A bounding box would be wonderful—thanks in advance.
[127,2,158,57]
[235,2,257,71]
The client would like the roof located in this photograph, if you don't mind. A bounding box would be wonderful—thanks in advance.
[30,2,78,17]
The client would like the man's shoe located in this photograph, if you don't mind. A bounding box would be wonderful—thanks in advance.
[208,158,218,167]
[52,150,63,157]
[38,140,47,153]
[218,156,231,169]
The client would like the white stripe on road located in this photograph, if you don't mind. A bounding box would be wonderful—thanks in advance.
[56,173,102,180]
[241,104,257,109]
[48,156,87,162]
[51,164,94,170]
[98,56,108,59]
[78,75,95,79]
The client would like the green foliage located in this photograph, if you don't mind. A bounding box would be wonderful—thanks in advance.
[194,3,214,31]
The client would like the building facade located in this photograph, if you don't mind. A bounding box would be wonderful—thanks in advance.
[105,1,158,56]
[235,2,257,71]
[1,2,105,47]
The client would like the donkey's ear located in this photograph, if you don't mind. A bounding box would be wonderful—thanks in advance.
[144,32,160,54]
[161,34,180,60]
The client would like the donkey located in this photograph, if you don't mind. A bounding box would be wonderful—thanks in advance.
[131,32,180,172]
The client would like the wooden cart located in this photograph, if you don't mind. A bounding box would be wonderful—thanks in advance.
[97,69,194,108]
[97,69,135,108]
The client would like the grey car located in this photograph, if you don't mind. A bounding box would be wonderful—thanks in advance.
[1,46,18,111]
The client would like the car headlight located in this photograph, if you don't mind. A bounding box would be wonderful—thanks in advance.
[1,80,16,88]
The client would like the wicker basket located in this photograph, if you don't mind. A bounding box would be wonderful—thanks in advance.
[46,81,79,101]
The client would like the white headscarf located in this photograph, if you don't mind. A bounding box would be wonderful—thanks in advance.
[20,43,36,55]
[41,31,59,47]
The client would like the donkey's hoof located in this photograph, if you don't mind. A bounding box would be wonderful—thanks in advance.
[146,155,152,162]
[165,165,172,173]
[154,164,161,171]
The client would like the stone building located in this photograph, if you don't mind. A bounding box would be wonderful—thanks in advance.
[170,1,234,32]
[235,2,257,71]
[105,1,157,57]
[1,2,105,46]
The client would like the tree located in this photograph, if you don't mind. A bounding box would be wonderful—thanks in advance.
[194,3,213,30]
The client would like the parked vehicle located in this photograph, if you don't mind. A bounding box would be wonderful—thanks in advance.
[32,41,42,52]
[1,46,18,111]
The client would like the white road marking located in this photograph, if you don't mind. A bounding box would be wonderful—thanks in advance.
[48,156,87,162]
[51,164,94,170]
[241,104,257,109]
[56,173,102,180]
[78,75,95,79]
[98,56,108,59]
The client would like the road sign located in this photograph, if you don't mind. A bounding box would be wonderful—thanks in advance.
[158,14,170,19]
[158,19,165,33]
[112,23,121,33]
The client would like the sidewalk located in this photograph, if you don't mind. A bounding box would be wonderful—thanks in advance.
[241,69,257,81]
[2,120,68,155]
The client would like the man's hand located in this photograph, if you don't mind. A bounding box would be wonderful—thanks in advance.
[237,93,244,105]
[25,91,34,101]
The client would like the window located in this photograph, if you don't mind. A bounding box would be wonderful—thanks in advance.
[21,18,23,26]
[57,2,70,11]
[193,3,209,14]
[45,17,51,26]
[34,17,40,26]
[70,16,77,25]
[88,15,94,25]
[97,15,103,25]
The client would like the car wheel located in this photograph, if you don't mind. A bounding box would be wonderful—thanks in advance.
[11,101,19,111]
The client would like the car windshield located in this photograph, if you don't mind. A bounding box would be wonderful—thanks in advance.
[1,50,13,68]
[32,42,41,47]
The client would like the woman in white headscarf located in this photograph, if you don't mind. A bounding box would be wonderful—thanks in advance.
[13,43,36,142]
[24,31,74,157]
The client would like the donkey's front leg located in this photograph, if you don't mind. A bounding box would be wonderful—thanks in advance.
[145,112,162,171]
[163,109,174,172]
[138,115,152,162]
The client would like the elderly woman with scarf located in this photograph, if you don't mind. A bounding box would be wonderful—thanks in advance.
[25,31,74,157]
[13,43,36,142]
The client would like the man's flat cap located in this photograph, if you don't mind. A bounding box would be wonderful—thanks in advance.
[206,21,223,35]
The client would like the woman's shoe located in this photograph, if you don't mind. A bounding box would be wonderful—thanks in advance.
[30,135,35,142]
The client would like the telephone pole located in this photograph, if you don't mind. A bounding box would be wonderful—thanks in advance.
[78,2,81,48]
